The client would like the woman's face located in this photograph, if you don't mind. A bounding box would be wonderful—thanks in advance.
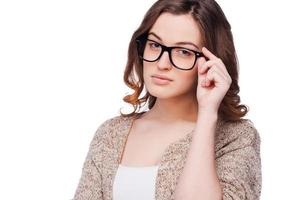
[143,12,203,100]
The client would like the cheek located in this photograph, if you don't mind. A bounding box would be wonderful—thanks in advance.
[184,67,198,82]
[174,71,198,91]
[182,69,199,90]
[142,63,151,77]
[142,63,154,86]
[142,61,154,72]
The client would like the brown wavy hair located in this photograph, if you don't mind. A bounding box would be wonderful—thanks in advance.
[119,0,248,121]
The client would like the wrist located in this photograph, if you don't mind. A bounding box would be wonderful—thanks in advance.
[197,111,218,122]
[197,107,218,118]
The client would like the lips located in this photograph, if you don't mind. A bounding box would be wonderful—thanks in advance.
[151,74,173,81]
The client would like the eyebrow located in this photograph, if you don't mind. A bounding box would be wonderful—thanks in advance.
[148,32,200,50]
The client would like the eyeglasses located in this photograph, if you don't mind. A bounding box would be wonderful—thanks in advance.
[136,38,205,70]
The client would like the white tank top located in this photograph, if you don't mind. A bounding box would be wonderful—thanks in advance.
[113,164,159,200]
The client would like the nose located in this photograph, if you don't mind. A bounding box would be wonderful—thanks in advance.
[156,51,173,70]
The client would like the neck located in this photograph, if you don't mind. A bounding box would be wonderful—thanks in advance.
[145,94,199,124]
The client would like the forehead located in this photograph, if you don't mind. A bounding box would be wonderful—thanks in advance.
[149,12,202,47]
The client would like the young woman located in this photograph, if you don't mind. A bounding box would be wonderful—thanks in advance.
[73,0,262,200]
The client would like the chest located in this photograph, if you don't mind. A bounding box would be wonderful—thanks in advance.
[98,118,195,200]
[119,121,195,167]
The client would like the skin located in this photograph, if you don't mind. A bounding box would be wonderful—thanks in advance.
[142,13,202,123]
[123,12,232,199]
[120,13,202,167]
[142,13,231,120]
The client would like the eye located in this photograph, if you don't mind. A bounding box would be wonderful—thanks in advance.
[181,50,190,55]
[148,42,160,49]
[177,49,193,57]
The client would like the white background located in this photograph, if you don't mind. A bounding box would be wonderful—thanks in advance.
[0,0,300,199]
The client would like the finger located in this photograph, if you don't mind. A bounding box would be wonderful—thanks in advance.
[205,66,229,87]
[196,56,207,70]
[199,60,212,74]
[213,59,229,75]
[199,60,227,76]
[207,66,226,82]
[201,47,219,61]
[200,59,232,82]
[208,65,229,81]
[209,65,232,85]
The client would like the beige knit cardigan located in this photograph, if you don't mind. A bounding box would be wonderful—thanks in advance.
[73,114,262,200]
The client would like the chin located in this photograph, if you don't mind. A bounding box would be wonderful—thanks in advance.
[146,86,173,99]
[147,85,186,100]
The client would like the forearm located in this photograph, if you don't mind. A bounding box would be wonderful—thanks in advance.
[174,112,222,200]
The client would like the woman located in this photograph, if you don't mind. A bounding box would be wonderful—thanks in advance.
[73,0,262,199]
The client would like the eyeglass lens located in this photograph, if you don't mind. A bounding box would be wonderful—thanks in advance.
[140,39,198,70]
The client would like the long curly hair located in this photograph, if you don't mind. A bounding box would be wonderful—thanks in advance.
[119,0,248,121]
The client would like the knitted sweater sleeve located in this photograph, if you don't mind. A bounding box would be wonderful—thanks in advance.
[73,118,114,200]
[215,119,262,200]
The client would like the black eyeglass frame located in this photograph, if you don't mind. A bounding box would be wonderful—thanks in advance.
[135,38,205,71]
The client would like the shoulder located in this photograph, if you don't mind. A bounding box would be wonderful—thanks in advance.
[215,118,261,153]
[88,114,133,149]
[95,115,131,133]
